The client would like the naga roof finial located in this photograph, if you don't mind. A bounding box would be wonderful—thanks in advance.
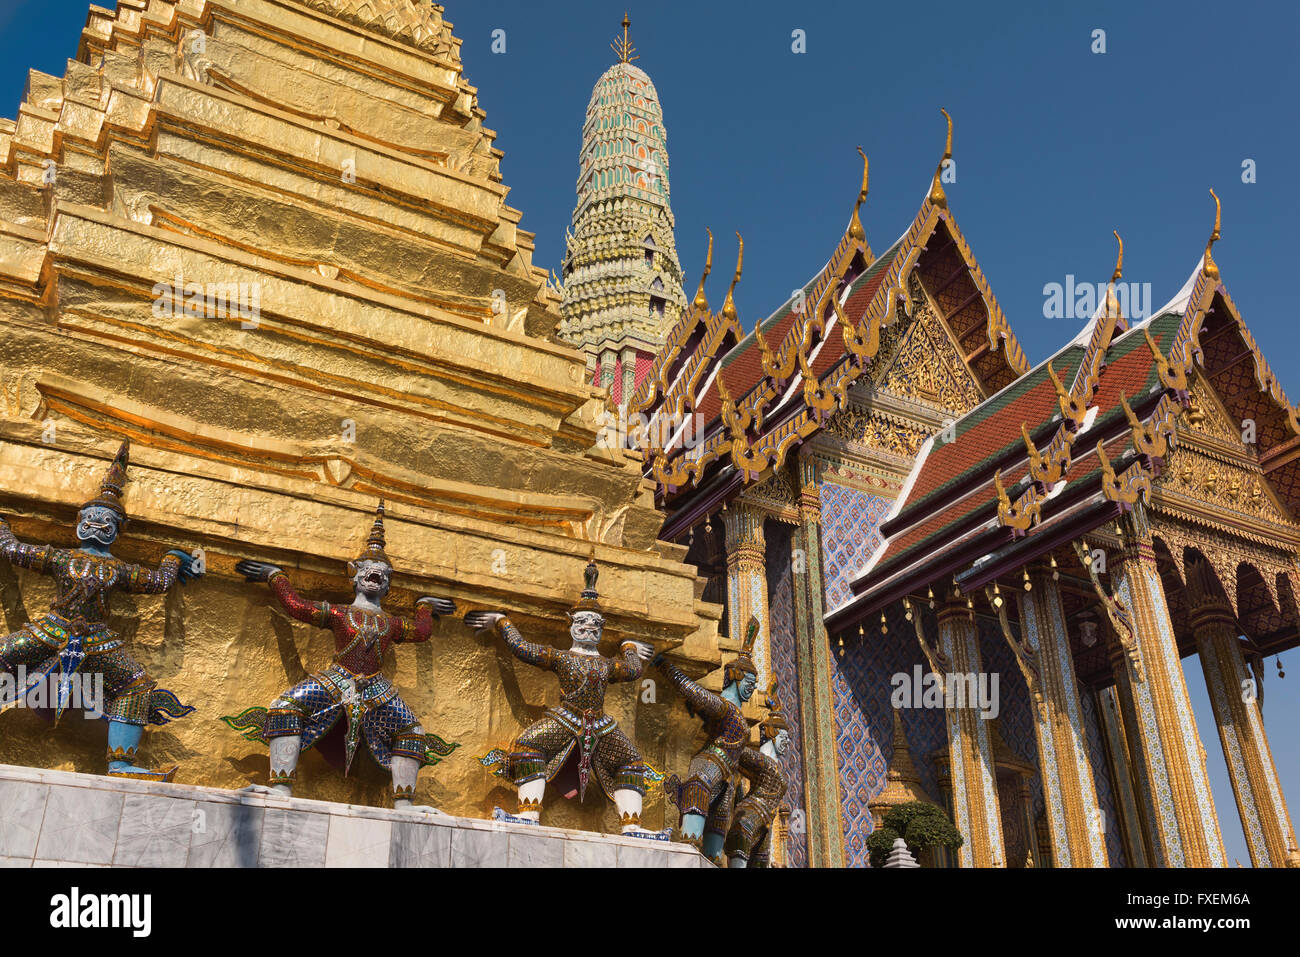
[1105,229,1125,321]
[612,12,638,64]
[929,108,953,209]
[693,227,714,311]
[1204,188,1221,281]
[721,232,744,322]
[849,146,869,241]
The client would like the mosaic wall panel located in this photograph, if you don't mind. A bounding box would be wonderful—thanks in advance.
[978,619,1041,803]
[819,483,891,611]
[830,603,948,867]
[1079,685,1128,867]
[977,619,1043,865]
[763,520,807,868]
[820,482,888,867]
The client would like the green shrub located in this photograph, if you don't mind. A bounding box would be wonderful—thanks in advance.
[866,801,964,867]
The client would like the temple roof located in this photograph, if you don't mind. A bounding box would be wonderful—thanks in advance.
[827,217,1300,630]
[633,132,1031,530]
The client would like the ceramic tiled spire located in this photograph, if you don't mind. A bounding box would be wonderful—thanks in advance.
[558,17,686,403]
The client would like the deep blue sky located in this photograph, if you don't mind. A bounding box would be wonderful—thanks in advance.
[2,0,1298,866]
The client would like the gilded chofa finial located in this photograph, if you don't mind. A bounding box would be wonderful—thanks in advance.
[1204,188,1221,281]
[849,146,869,241]
[722,233,743,321]
[612,12,638,64]
[1105,229,1125,320]
[693,227,714,311]
[929,108,953,209]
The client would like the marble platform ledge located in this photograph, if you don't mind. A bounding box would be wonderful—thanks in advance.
[0,764,708,869]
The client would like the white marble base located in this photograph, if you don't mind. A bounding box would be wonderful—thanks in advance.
[0,763,707,868]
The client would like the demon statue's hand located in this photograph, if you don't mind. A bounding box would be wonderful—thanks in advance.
[463,610,505,637]
[235,559,282,583]
[416,596,456,617]
[623,639,654,662]
[166,549,206,584]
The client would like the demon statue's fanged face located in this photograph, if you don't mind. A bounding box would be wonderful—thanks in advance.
[350,559,392,602]
[735,670,758,703]
[772,728,791,756]
[569,610,604,650]
[76,506,122,549]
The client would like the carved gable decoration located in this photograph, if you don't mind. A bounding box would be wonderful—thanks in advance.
[1158,376,1296,529]
[878,275,983,415]
[825,408,929,460]
[1183,378,1247,447]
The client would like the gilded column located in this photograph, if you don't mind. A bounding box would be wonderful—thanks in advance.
[1187,560,1300,868]
[723,501,771,689]
[1094,684,1152,867]
[1109,505,1226,866]
[931,597,1005,867]
[790,457,845,867]
[1013,568,1108,866]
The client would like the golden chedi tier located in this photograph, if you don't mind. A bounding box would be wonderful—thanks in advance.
[0,0,722,834]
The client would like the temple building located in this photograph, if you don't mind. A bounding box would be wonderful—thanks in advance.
[0,0,1294,869]
[557,16,687,403]
[632,108,1300,867]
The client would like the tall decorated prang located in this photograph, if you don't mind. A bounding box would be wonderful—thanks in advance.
[558,15,687,404]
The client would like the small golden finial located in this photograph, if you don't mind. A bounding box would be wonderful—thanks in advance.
[1204,188,1221,281]
[612,12,638,64]
[1105,229,1125,320]
[722,232,744,321]
[849,146,869,242]
[693,227,714,311]
[929,108,953,209]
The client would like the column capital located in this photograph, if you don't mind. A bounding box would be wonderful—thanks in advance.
[935,593,975,626]
[722,501,766,549]
[796,461,822,519]
[1185,558,1237,631]
[1115,502,1155,560]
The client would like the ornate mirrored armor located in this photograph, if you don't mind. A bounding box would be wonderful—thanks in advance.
[0,439,201,780]
[725,678,790,868]
[468,560,663,835]
[658,615,760,860]
[222,501,459,808]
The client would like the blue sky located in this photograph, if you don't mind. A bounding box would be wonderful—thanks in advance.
[2,0,1298,866]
